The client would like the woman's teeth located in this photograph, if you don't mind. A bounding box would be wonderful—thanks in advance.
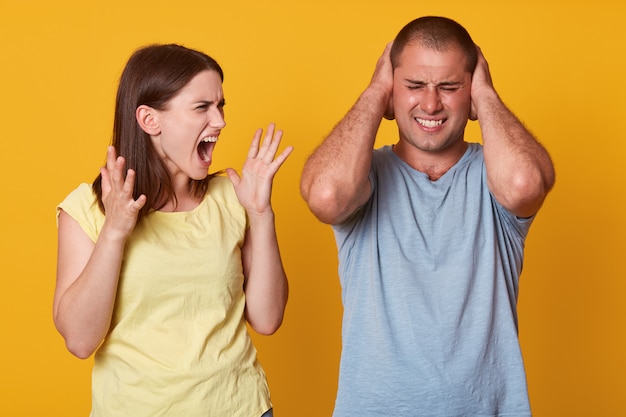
[199,137,218,162]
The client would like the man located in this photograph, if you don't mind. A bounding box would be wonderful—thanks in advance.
[300,16,555,416]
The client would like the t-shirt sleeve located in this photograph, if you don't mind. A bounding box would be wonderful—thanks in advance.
[491,195,535,241]
[57,183,104,242]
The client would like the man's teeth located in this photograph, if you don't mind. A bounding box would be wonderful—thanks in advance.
[416,118,443,128]
[202,136,218,143]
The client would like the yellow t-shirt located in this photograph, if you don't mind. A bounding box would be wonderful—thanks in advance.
[58,177,271,417]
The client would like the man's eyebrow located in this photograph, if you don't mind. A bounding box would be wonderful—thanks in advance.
[404,79,463,87]
[405,79,426,85]
[438,81,463,87]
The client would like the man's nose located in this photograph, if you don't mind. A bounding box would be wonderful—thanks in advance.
[420,88,443,114]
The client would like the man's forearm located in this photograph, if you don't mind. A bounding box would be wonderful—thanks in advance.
[300,85,389,224]
[479,93,555,217]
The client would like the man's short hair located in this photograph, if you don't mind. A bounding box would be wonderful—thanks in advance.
[390,16,478,73]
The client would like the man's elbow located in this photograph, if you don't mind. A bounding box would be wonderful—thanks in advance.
[502,170,555,217]
[303,187,351,225]
[301,176,367,224]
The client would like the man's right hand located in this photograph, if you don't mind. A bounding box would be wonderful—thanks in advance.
[369,42,395,120]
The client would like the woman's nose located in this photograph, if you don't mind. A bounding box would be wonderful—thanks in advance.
[209,107,226,129]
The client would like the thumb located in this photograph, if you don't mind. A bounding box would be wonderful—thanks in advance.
[225,168,240,187]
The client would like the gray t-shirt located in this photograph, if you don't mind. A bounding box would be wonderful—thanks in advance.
[331,144,533,417]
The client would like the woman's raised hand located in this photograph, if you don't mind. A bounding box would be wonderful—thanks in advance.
[100,146,147,241]
[226,123,293,217]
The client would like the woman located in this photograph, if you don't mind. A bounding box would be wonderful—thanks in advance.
[53,44,292,417]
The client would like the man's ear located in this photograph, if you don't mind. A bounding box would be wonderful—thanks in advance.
[136,105,161,135]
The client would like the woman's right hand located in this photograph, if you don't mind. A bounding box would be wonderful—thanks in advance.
[99,146,146,242]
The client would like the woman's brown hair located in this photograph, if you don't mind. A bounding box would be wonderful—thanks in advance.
[92,44,224,222]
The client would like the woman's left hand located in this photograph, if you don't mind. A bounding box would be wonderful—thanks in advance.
[226,123,293,217]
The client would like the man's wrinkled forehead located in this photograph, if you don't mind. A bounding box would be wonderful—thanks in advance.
[393,41,471,74]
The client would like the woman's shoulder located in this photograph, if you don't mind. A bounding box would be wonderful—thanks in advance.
[205,175,239,204]
[57,183,103,241]
[195,176,247,231]
[58,183,98,210]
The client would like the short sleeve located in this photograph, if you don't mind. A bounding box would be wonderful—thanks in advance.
[57,183,104,242]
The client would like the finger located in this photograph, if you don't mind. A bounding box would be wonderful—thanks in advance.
[107,150,127,189]
[475,44,484,59]
[269,145,294,171]
[383,41,393,57]
[469,104,478,121]
[123,169,137,196]
[247,128,263,159]
[384,94,395,120]
[105,146,117,171]
[256,123,277,159]
[263,128,284,164]
[131,194,147,212]
[101,147,116,196]
[100,167,111,196]
[106,146,124,175]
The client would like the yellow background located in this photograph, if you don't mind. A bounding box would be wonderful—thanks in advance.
[1,0,624,416]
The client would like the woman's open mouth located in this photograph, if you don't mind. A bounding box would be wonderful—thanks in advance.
[198,136,218,162]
